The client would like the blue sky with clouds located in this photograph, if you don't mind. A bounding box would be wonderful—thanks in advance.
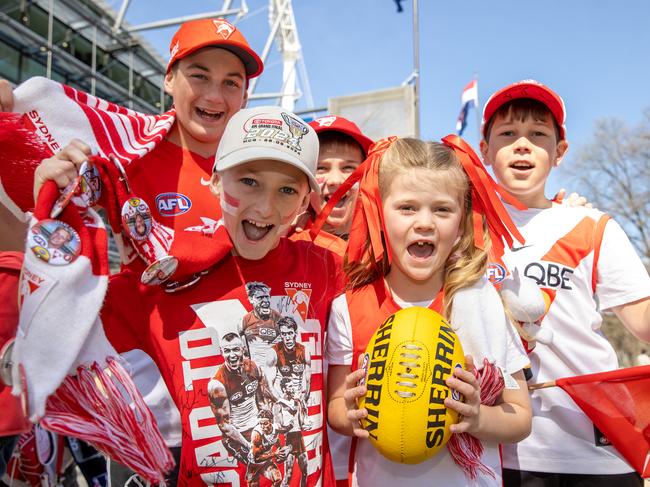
[115,0,650,194]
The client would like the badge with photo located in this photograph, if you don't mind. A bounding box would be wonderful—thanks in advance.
[121,197,153,241]
[28,219,81,265]
[141,255,178,285]
[50,175,81,218]
[76,161,102,207]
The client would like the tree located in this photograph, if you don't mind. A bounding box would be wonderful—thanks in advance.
[567,111,650,365]
[568,110,650,262]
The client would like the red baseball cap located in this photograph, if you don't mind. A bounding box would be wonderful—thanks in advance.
[309,116,374,157]
[482,80,566,139]
[166,18,263,78]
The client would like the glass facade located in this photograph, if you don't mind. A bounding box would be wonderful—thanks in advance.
[0,0,171,113]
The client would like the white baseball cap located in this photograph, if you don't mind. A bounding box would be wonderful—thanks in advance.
[214,106,320,193]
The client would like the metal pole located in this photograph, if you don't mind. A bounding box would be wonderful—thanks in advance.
[127,9,241,32]
[412,0,420,138]
[91,25,97,95]
[128,48,134,109]
[46,0,54,78]
[160,74,165,114]
[113,0,131,32]
[474,72,481,142]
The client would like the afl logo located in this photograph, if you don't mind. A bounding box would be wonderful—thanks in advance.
[486,262,507,284]
[156,192,192,217]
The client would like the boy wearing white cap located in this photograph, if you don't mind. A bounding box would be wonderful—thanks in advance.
[33,106,343,487]
[8,20,264,485]
[480,80,650,486]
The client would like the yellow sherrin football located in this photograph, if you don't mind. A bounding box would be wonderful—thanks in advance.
[358,306,466,464]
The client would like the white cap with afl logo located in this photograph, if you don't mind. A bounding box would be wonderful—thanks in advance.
[214,106,320,193]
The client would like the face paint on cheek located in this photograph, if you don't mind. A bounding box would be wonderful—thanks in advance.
[316,176,327,194]
[220,191,240,215]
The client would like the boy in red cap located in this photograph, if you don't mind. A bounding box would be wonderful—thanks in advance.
[35,18,263,237]
[480,80,650,486]
[308,116,373,239]
[289,116,373,256]
[1,17,262,247]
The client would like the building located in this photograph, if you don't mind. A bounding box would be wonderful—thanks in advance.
[0,0,170,113]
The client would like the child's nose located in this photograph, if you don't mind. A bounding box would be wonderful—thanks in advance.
[414,211,435,231]
[326,168,345,187]
[513,136,532,152]
[256,191,275,217]
[204,83,226,104]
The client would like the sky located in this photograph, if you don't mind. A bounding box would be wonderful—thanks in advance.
[111,0,650,195]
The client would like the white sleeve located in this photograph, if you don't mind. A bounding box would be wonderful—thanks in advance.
[483,282,530,375]
[325,294,353,366]
[503,312,530,376]
[451,279,529,375]
[596,219,650,310]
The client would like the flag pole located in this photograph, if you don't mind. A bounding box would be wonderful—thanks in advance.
[412,0,420,138]
[474,72,481,144]
[528,380,557,390]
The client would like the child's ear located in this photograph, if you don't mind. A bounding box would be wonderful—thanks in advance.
[479,140,491,166]
[164,70,175,96]
[553,140,569,168]
[210,172,221,198]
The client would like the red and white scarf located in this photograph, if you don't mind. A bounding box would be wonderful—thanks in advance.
[0,77,234,483]
[0,76,175,216]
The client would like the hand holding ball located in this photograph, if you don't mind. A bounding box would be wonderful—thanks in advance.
[357,307,466,464]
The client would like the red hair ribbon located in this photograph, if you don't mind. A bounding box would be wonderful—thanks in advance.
[441,134,526,264]
[311,137,397,266]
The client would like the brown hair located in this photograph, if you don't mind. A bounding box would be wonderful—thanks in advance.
[344,138,488,319]
[318,131,365,158]
[483,98,562,141]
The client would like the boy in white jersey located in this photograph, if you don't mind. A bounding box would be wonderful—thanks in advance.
[480,80,650,486]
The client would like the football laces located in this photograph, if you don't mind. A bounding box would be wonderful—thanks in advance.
[396,343,422,398]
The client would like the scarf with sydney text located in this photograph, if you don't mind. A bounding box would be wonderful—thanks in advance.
[1,77,233,482]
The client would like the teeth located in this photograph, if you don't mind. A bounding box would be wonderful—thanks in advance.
[197,108,223,118]
[246,219,272,228]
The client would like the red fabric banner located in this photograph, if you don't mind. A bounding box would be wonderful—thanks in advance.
[556,365,650,477]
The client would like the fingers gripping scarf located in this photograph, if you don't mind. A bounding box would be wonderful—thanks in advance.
[16,159,174,483]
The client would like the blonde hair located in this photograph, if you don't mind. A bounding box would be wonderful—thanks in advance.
[344,138,489,319]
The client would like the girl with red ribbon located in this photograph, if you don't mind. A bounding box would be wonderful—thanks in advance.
[324,137,532,486]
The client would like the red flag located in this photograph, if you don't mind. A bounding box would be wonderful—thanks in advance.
[556,365,650,477]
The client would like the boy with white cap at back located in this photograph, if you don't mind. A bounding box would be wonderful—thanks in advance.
[8,19,264,485]
[31,106,344,487]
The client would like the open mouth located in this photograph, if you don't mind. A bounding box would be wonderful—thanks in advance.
[242,219,274,241]
[324,193,348,209]
[510,161,534,171]
[407,241,434,259]
[195,107,224,122]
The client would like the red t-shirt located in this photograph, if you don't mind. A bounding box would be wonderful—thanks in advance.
[125,139,221,232]
[102,238,344,487]
[0,251,31,435]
